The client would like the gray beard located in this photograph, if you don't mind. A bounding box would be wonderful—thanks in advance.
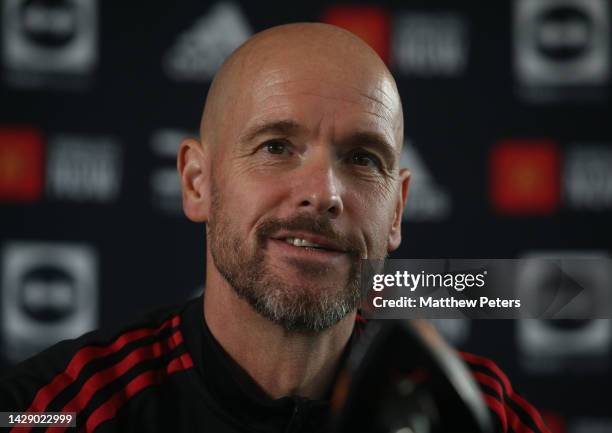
[207,185,363,333]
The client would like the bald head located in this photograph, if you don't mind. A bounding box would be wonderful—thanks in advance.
[200,23,403,152]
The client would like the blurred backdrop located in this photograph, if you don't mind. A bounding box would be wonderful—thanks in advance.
[0,0,611,432]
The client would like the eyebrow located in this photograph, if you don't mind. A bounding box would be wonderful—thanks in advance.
[341,131,397,167]
[239,119,303,143]
[239,119,397,167]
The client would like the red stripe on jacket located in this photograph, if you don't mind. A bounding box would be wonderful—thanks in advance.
[85,353,194,433]
[461,352,551,433]
[10,315,181,433]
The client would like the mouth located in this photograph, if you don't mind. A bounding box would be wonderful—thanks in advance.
[271,232,345,253]
[281,237,339,252]
[265,232,352,265]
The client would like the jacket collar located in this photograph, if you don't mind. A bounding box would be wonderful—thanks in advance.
[180,294,342,433]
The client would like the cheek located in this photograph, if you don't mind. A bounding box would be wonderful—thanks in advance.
[221,172,285,231]
[346,190,396,250]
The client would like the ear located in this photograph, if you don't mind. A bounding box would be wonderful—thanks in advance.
[177,138,210,223]
[387,168,411,252]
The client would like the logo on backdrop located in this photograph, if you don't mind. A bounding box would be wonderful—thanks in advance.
[516,251,612,374]
[489,139,612,215]
[1,242,98,363]
[321,5,391,65]
[563,145,612,211]
[163,2,251,82]
[401,140,452,221]
[0,127,44,203]
[570,418,612,433]
[514,0,610,102]
[428,319,470,346]
[1,0,98,88]
[46,134,122,203]
[150,128,194,215]
[489,139,560,215]
[393,12,469,77]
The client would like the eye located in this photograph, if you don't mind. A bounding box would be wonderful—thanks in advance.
[262,140,290,155]
[349,150,381,169]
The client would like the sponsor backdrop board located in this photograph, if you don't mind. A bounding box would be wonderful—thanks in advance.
[1,1,611,431]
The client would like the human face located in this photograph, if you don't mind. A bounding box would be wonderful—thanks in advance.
[206,62,406,332]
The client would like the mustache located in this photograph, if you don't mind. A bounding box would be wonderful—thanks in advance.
[256,214,364,258]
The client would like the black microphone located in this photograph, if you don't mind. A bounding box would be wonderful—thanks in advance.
[330,320,493,433]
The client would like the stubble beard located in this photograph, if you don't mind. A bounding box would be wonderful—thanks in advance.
[207,182,364,333]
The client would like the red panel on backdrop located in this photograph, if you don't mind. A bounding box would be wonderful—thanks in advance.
[321,5,391,65]
[0,128,44,203]
[541,412,566,433]
[489,139,560,215]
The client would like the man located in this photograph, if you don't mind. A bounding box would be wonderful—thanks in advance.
[1,23,549,433]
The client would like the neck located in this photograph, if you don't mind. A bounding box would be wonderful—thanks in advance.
[203,271,356,400]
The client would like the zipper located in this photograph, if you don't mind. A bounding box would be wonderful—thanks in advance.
[284,397,304,433]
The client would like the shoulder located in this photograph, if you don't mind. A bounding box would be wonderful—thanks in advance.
[0,300,195,425]
[459,351,551,433]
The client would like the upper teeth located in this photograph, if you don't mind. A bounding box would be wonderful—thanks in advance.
[285,237,323,248]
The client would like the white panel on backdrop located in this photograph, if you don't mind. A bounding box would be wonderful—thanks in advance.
[428,319,471,346]
[516,251,612,373]
[564,145,612,211]
[514,0,610,101]
[1,242,98,363]
[46,134,122,203]
[570,418,612,433]
[2,0,97,87]
[393,12,469,77]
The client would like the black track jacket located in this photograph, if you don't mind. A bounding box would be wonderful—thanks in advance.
[0,296,551,433]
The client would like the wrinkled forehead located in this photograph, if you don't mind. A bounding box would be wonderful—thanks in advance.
[228,54,403,150]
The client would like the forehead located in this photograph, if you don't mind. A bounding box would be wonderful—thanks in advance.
[230,62,401,148]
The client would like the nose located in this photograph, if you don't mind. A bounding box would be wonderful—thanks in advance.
[294,150,344,218]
